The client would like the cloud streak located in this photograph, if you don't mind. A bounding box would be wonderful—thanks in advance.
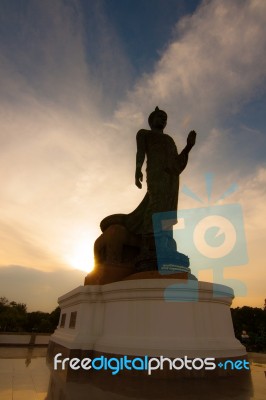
[115,0,266,123]
[0,265,84,311]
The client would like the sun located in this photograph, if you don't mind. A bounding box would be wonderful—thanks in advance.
[66,237,95,273]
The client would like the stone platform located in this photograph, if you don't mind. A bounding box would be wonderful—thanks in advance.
[47,276,246,379]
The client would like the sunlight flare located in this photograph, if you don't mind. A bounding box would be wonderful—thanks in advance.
[66,237,94,273]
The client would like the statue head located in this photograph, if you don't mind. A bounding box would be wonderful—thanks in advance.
[148,106,167,129]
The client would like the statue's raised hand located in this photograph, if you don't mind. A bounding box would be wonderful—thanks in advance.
[187,130,197,149]
[135,169,143,189]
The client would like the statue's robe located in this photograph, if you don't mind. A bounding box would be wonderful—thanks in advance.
[101,129,189,235]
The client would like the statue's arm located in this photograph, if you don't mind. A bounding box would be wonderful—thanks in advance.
[177,130,197,174]
[135,129,146,189]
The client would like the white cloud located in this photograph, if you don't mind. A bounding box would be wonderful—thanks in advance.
[115,0,266,131]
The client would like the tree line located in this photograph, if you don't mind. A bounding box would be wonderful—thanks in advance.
[0,297,60,333]
[0,296,265,352]
[230,303,266,352]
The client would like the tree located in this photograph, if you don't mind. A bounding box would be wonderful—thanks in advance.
[231,305,266,352]
[0,298,27,331]
[49,306,61,331]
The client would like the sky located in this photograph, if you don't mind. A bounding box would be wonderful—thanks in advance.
[0,0,265,312]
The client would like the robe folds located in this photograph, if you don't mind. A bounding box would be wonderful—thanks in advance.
[100,129,188,235]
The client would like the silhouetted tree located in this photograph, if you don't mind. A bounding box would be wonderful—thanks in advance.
[49,306,61,330]
[0,299,27,331]
[231,305,266,352]
[0,298,60,333]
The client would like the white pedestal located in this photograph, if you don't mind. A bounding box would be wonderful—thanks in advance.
[49,279,245,359]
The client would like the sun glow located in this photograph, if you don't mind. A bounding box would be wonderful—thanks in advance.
[66,237,95,273]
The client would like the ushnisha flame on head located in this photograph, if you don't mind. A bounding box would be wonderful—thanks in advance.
[148,106,167,128]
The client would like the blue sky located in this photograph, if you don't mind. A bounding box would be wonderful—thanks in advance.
[0,0,265,311]
[97,0,201,74]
